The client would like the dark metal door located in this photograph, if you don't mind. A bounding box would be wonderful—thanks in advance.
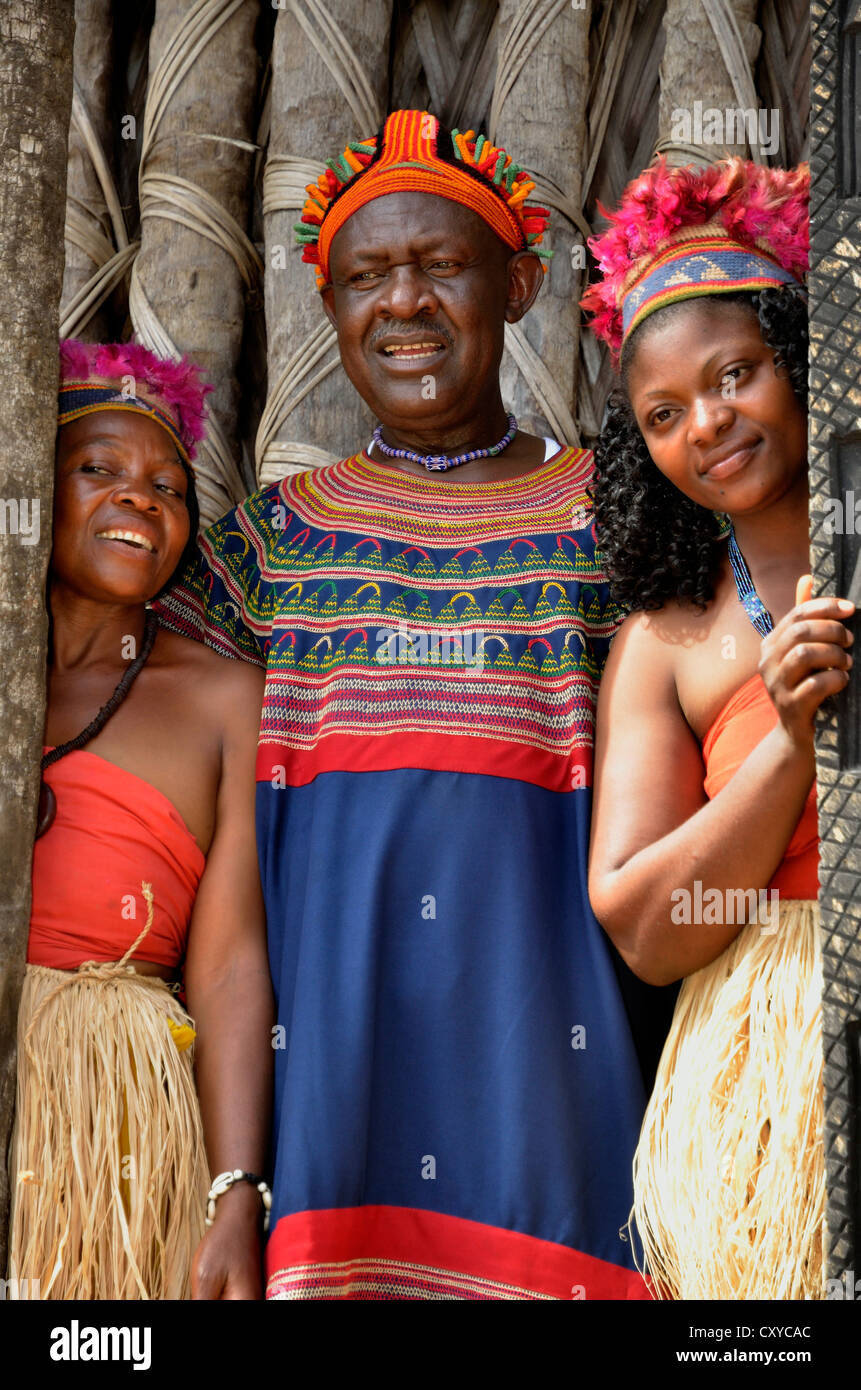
[810,0,861,1294]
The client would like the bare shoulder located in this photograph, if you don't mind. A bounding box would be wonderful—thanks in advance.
[606,606,675,668]
[154,628,265,722]
[601,604,706,714]
[607,599,712,672]
[155,626,261,676]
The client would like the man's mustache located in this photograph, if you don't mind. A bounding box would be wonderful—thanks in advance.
[368,321,454,350]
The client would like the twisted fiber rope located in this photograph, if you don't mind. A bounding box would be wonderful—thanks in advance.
[261,154,325,218]
[531,171,592,245]
[258,153,340,479]
[139,173,262,289]
[61,85,136,339]
[71,84,130,252]
[65,201,117,268]
[652,137,729,168]
[61,243,140,341]
[255,319,341,484]
[505,322,580,446]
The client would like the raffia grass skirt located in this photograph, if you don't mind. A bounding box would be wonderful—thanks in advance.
[8,961,210,1300]
[632,898,825,1300]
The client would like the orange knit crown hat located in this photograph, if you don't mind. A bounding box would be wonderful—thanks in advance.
[294,109,551,291]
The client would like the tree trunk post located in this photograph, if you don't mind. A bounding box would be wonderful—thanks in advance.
[491,0,590,445]
[61,0,118,341]
[0,0,75,1273]
[257,0,390,486]
[131,0,262,525]
[657,0,762,165]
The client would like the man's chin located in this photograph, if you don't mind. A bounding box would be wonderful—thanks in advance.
[363,343,456,384]
[362,366,461,417]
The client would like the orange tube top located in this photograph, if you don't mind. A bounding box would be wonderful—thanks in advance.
[29,749,205,970]
[701,674,818,900]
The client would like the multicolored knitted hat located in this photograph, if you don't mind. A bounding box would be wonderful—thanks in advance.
[58,340,211,469]
[580,157,809,365]
[294,108,551,292]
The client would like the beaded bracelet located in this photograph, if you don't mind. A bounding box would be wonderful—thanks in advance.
[205,1169,272,1232]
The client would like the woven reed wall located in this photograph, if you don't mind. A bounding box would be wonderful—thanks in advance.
[63,0,810,524]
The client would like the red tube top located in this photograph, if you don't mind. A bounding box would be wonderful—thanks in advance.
[29,749,205,970]
[701,674,818,900]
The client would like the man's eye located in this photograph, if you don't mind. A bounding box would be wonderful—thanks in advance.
[80,463,112,474]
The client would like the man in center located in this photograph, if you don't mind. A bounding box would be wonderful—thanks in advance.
[157,110,659,1300]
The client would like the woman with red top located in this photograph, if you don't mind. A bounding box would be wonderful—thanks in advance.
[9,341,273,1300]
[582,158,849,1298]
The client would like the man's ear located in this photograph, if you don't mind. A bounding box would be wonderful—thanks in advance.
[320,285,337,328]
[504,251,544,324]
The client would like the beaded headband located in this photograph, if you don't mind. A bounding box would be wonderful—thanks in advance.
[58,340,211,468]
[580,157,809,364]
[295,108,551,292]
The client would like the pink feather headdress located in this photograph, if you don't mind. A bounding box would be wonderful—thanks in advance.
[58,340,212,467]
[580,157,809,365]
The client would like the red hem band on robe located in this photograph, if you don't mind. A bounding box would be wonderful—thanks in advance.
[266,1206,651,1300]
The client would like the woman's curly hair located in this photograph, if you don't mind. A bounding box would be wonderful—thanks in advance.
[588,287,808,613]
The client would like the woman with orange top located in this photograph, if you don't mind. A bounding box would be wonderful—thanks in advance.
[582,158,849,1298]
[9,341,273,1300]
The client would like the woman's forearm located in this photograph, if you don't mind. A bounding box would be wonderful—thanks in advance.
[592,725,814,985]
[189,960,274,1219]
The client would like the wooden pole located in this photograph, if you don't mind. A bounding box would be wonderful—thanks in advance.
[491,0,590,445]
[61,0,117,340]
[0,0,75,1272]
[258,0,390,485]
[132,0,261,521]
[657,0,762,164]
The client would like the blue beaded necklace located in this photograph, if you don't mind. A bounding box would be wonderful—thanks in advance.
[727,524,774,636]
[372,414,518,472]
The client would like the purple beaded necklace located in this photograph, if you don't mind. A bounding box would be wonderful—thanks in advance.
[371,414,518,472]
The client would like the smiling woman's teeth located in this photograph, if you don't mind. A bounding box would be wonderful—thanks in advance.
[96,529,154,552]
